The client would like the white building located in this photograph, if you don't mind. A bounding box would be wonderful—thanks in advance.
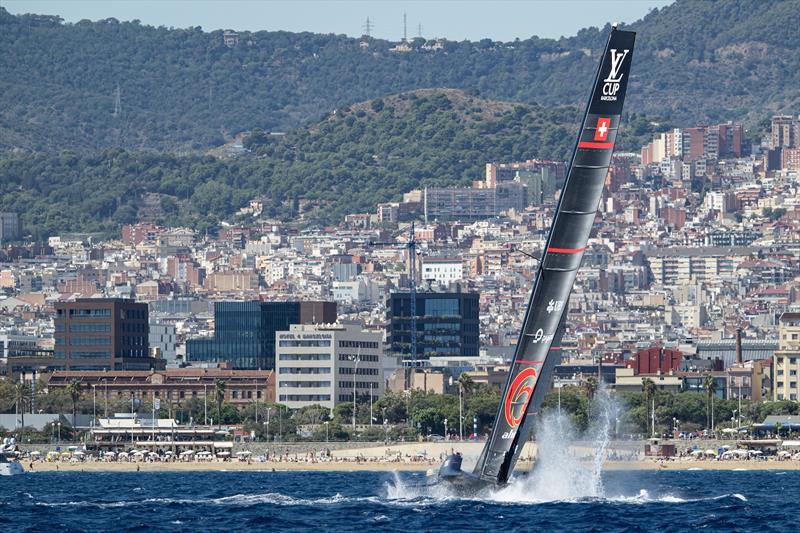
[332,280,366,304]
[149,322,177,362]
[275,323,384,410]
[421,258,463,285]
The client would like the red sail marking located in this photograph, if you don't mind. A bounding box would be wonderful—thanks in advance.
[577,141,614,149]
[547,246,587,254]
[549,346,562,351]
[517,359,545,365]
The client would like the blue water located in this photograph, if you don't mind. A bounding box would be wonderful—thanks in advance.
[0,469,790,532]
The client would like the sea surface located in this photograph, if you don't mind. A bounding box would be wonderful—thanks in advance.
[0,469,792,532]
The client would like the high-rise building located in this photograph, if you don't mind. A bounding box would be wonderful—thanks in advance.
[423,182,527,222]
[149,321,177,363]
[771,115,797,149]
[0,212,21,243]
[275,323,384,410]
[388,291,480,362]
[681,127,705,161]
[773,312,800,401]
[485,160,566,188]
[187,301,336,369]
[54,298,160,371]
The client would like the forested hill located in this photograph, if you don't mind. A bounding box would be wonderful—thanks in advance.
[2,0,799,153]
[0,89,664,238]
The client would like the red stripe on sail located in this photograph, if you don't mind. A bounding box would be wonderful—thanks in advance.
[578,141,614,149]
[547,246,586,254]
[517,359,545,365]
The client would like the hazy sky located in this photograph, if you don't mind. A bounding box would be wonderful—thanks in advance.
[4,0,672,41]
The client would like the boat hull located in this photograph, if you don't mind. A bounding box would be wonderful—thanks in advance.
[0,461,25,476]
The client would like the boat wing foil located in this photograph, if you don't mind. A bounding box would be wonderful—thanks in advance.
[471,27,636,486]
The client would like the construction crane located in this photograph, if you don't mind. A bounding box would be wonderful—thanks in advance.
[369,222,420,366]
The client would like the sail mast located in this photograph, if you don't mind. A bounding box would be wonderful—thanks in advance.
[474,26,636,485]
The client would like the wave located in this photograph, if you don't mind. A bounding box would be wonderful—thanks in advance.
[384,474,748,507]
[34,492,386,509]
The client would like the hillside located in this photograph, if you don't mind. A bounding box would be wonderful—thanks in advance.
[1,0,799,152]
[0,89,665,238]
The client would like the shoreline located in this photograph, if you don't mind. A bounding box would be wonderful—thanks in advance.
[21,459,800,473]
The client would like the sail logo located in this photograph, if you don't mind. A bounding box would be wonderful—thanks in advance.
[546,299,564,314]
[594,118,610,141]
[503,368,537,431]
[530,328,555,344]
[601,48,629,101]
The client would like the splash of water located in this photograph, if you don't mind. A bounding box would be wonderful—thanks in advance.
[493,385,620,502]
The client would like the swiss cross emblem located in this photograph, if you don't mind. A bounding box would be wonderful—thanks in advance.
[595,117,610,141]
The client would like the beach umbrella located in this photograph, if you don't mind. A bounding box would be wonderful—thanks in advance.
[705,449,716,455]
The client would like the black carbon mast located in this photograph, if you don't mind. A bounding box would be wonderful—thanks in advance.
[472,26,636,485]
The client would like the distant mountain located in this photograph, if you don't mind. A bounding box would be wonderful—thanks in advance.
[1,0,798,153]
[0,89,666,238]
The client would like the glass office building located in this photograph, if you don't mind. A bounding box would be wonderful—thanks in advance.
[388,291,479,361]
[187,301,336,369]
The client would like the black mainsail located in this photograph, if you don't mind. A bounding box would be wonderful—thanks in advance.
[467,27,636,486]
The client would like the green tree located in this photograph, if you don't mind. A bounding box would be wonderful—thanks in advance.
[584,376,598,401]
[214,379,226,429]
[13,381,32,438]
[66,379,83,428]
[704,374,717,430]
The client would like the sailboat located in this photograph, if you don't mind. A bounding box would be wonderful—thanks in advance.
[438,25,635,491]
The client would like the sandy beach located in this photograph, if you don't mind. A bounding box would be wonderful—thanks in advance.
[24,458,800,473]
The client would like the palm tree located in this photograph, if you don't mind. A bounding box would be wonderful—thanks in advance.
[642,378,656,435]
[214,379,226,429]
[66,379,83,429]
[641,378,656,406]
[14,381,32,436]
[457,373,475,396]
[584,376,598,401]
[703,374,717,431]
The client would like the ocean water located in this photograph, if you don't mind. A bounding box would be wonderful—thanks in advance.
[0,469,791,532]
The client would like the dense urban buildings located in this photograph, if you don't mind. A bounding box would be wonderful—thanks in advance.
[2,110,800,424]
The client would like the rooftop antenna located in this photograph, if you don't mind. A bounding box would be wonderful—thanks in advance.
[403,12,407,42]
[112,84,121,117]
[362,16,372,37]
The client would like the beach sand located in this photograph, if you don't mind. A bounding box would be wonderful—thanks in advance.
[23,441,800,475]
